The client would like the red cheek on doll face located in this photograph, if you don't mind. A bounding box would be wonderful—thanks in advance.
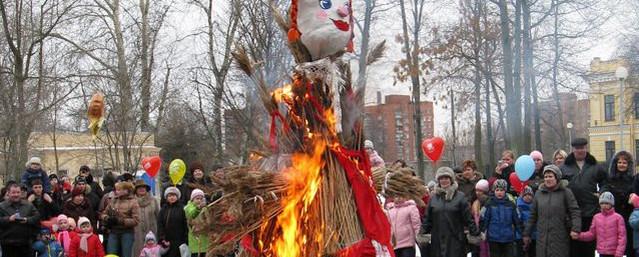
[316,10,328,21]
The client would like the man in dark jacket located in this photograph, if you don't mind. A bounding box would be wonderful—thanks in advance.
[77,165,104,200]
[560,137,607,257]
[0,183,41,257]
[28,179,59,220]
[21,157,50,193]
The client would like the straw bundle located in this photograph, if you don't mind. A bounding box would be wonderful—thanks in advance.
[372,167,427,207]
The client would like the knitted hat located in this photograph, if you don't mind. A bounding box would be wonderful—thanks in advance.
[492,179,508,191]
[543,165,562,179]
[145,231,156,242]
[522,186,534,197]
[599,191,614,205]
[29,157,42,165]
[40,227,51,235]
[74,176,87,184]
[79,165,90,172]
[191,189,205,200]
[77,216,90,227]
[71,186,85,197]
[57,214,68,223]
[164,186,181,199]
[629,193,639,209]
[435,167,455,182]
[475,179,489,192]
[364,140,374,149]
[530,151,543,161]
[49,174,58,181]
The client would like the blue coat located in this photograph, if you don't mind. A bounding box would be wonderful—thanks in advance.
[481,196,522,243]
[516,196,537,240]
[33,240,63,257]
[21,168,50,193]
[628,208,639,249]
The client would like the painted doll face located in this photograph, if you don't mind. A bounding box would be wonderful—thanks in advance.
[297,0,352,60]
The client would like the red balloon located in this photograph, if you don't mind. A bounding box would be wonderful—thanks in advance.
[509,172,528,194]
[422,137,445,162]
[142,156,161,178]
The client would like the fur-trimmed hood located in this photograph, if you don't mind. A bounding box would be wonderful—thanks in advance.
[434,181,459,201]
[608,150,635,177]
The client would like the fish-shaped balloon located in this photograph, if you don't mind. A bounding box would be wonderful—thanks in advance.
[87,92,105,138]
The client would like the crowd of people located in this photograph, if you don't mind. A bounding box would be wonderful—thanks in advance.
[0,159,226,257]
[375,137,639,257]
[3,137,639,257]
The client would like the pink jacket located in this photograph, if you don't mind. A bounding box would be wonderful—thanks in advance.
[578,208,626,257]
[387,200,421,249]
[368,150,385,169]
[139,245,168,257]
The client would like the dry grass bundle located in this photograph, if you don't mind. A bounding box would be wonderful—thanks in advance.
[192,166,286,255]
[372,167,427,207]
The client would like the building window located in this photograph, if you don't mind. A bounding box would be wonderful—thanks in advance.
[605,95,615,121]
[634,93,639,119]
[605,141,616,162]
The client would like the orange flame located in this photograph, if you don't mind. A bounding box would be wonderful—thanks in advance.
[272,84,294,103]
[273,139,326,257]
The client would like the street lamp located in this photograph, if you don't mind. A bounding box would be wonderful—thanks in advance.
[616,66,629,151]
[566,122,573,149]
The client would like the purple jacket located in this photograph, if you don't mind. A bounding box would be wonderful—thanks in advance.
[387,200,420,249]
[578,208,626,256]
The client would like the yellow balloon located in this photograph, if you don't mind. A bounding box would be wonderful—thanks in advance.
[169,159,186,185]
[105,255,119,257]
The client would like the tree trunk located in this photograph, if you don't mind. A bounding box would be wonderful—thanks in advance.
[356,0,374,91]
[497,0,521,154]
[139,0,151,131]
[551,0,566,149]
[399,0,425,176]
[472,0,483,170]
[522,0,538,152]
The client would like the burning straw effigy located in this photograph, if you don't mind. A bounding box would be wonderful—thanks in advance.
[192,1,425,256]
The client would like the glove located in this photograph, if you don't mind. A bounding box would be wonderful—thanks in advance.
[466,232,485,245]
[416,234,431,245]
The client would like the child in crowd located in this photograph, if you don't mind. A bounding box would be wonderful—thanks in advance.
[33,227,63,257]
[55,214,78,256]
[68,216,77,231]
[472,179,490,257]
[481,179,521,257]
[629,193,639,257]
[387,196,421,257]
[157,187,188,257]
[516,186,536,257]
[69,217,105,257]
[185,189,210,257]
[138,231,168,257]
[577,192,626,257]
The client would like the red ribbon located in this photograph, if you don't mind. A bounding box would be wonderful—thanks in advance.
[269,110,290,151]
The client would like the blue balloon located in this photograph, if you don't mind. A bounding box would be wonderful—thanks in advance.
[141,172,156,195]
[515,155,535,182]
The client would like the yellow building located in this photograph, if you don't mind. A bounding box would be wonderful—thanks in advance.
[586,58,635,162]
[27,131,161,178]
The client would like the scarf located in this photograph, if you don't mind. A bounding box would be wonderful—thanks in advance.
[58,231,71,253]
[79,233,92,253]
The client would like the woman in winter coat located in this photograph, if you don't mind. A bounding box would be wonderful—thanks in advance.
[182,162,214,204]
[101,181,140,257]
[63,186,97,231]
[185,189,209,257]
[577,192,626,257]
[157,187,188,257]
[603,151,635,257]
[421,167,480,257]
[132,180,159,257]
[387,197,421,257]
[523,165,581,257]
[456,160,484,205]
